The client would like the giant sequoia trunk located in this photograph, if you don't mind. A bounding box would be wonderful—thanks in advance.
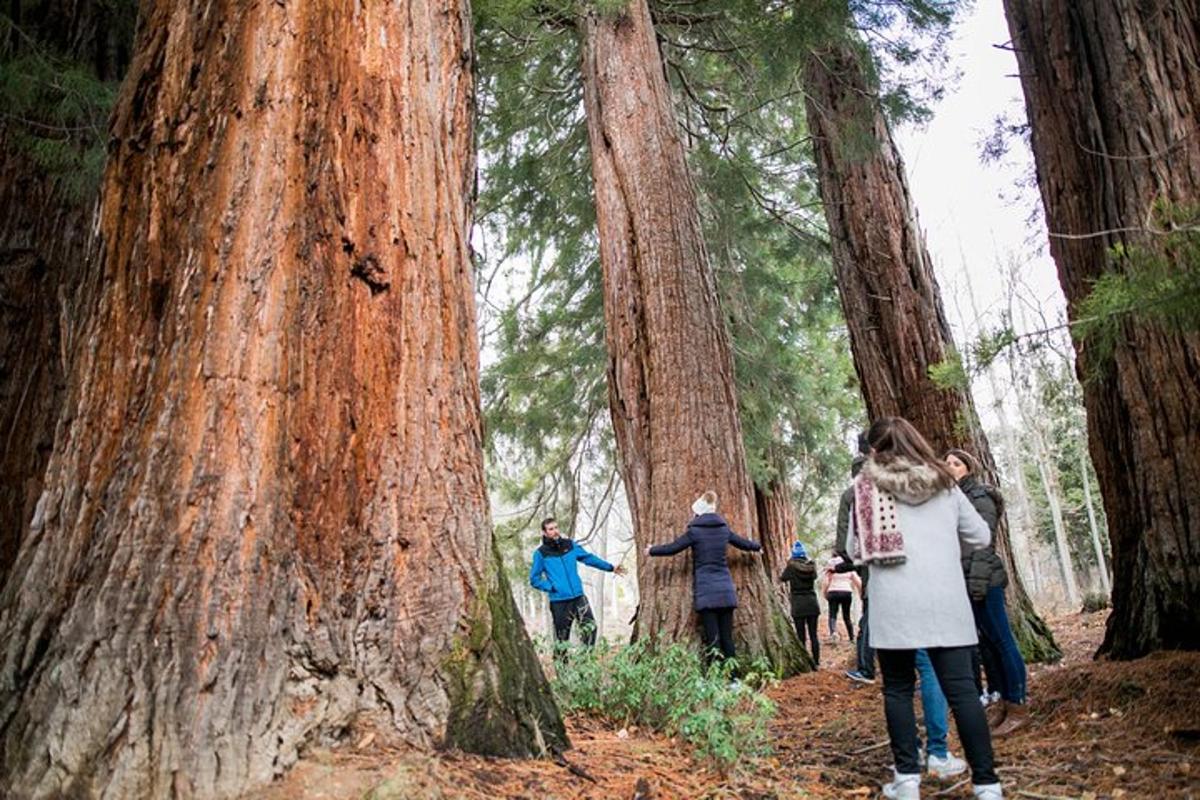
[0,1,565,796]
[802,31,1060,661]
[0,0,132,585]
[1003,0,1200,657]
[755,474,797,587]
[580,0,803,672]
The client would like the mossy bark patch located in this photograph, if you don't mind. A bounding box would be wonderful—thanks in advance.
[442,549,568,756]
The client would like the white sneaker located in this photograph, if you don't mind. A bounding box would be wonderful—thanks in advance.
[882,771,921,799]
[973,784,1003,799]
[927,752,967,779]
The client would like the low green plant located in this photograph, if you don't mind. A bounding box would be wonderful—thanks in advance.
[1081,591,1110,614]
[547,637,776,771]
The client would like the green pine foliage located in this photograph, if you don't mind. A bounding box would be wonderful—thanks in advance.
[1074,204,1200,372]
[0,5,134,199]
[475,1,915,556]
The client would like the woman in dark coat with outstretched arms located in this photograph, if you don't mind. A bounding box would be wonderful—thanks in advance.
[644,490,761,663]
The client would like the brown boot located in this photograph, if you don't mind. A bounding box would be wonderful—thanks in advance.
[985,699,1008,729]
[992,702,1029,737]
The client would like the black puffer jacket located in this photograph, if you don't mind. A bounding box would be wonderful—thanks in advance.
[959,475,1008,601]
[780,558,820,617]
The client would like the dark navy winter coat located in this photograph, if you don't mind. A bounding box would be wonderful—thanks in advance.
[648,513,760,610]
[529,540,615,602]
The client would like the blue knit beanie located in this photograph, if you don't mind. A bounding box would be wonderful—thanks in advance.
[791,541,808,560]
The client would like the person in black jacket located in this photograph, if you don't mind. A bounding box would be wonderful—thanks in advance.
[946,449,1029,737]
[780,541,821,666]
[646,490,762,663]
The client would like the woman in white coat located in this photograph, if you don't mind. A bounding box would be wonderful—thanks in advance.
[848,417,1001,800]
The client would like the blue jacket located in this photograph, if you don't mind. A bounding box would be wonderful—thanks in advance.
[649,513,760,610]
[529,540,615,602]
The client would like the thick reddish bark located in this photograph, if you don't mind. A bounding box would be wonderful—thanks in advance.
[580,1,802,672]
[756,476,796,587]
[0,2,564,796]
[803,32,1060,660]
[1003,0,1200,657]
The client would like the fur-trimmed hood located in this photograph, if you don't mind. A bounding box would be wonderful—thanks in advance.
[860,456,947,505]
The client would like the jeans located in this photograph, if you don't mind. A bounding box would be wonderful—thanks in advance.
[856,600,875,678]
[549,595,596,657]
[698,607,736,663]
[915,649,949,759]
[793,613,820,666]
[972,586,1027,704]
[878,646,998,784]
[826,591,854,638]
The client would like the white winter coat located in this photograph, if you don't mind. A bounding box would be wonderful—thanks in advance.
[848,457,991,650]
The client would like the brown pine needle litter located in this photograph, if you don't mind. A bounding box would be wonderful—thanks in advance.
[257,613,1200,799]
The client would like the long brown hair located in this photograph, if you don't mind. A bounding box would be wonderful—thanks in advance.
[865,416,957,490]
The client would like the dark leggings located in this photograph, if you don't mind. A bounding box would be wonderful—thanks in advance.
[972,634,1004,696]
[793,613,820,666]
[878,646,998,784]
[826,591,854,639]
[549,595,596,654]
[698,607,736,663]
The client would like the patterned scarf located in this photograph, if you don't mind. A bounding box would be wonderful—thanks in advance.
[852,473,908,566]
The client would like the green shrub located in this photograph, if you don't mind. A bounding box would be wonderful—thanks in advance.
[1081,592,1110,613]
[546,637,776,771]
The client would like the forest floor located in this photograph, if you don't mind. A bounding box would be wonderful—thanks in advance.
[259,612,1200,799]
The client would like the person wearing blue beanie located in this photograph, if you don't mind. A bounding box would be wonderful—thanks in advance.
[781,539,821,666]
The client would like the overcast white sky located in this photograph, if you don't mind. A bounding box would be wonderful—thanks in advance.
[893,0,1068,345]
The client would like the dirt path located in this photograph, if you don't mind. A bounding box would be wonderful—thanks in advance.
[257,613,1200,799]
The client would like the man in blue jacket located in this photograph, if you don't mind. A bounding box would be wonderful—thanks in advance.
[529,517,625,652]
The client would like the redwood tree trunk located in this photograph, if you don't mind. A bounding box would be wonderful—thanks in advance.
[1003,0,1200,657]
[802,30,1060,661]
[580,0,802,672]
[0,2,564,796]
[0,0,131,585]
[756,475,796,588]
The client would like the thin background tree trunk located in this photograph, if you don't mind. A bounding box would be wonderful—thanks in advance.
[580,0,803,671]
[1079,446,1110,597]
[802,25,1060,660]
[0,2,564,796]
[1003,0,1200,656]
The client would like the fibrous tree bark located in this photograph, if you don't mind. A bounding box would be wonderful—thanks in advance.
[0,0,133,585]
[802,23,1060,660]
[579,0,803,672]
[755,473,797,589]
[1003,0,1200,657]
[0,1,565,797]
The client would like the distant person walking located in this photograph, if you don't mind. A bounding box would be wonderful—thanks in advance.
[529,517,625,656]
[781,541,821,667]
[822,554,859,641]
[946,448,1029,737]
[646,491,762,663]
[850,418,1001,800]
